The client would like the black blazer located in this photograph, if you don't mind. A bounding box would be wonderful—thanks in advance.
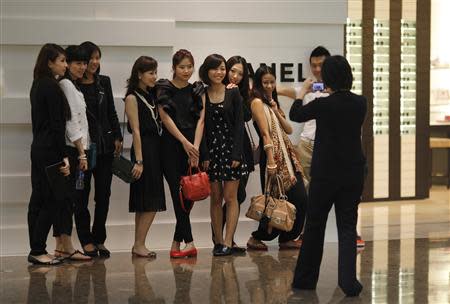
[80,75,122,154]
[30,77,67,160]
[203,87,244,162]
[289,91,367,182]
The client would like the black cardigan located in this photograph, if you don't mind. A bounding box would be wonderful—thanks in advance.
[30,77,67,160]
[289,91,367,182]
[79,75,122,154]
[203,87,244,162]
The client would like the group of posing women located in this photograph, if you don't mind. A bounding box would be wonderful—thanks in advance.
[28,43,308,264]
[28,41,366,297]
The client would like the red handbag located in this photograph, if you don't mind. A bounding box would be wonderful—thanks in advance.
[179,166,210,212]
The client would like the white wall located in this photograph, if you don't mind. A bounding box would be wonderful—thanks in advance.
[0,0,346,255]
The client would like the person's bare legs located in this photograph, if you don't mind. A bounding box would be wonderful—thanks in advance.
[223,180,240,248]
[210,182,224,245]
[133,211,156,255]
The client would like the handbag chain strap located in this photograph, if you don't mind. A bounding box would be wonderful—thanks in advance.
[245,121,257,149]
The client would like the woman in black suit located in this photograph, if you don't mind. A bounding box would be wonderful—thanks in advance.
[289,55,367,297]
[28,43,70,265]
[76,41,122,257]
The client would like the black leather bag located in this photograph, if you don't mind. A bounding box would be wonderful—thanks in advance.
[112,105,136,183]
[112,155,136,183]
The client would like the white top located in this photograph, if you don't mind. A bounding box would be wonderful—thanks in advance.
[59,79,90,150]
[300,90,329,141]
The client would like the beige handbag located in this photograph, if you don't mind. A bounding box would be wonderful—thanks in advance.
[246,175,297,232]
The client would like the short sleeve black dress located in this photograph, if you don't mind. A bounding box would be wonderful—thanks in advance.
[128,87,166,213]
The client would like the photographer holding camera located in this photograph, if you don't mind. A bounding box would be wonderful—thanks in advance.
[289,55,367,297]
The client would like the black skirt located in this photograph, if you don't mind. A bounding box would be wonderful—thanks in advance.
[129,135,166,212]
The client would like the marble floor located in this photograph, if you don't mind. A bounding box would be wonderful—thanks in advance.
[1,187,449,303]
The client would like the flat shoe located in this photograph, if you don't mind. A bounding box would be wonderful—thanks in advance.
[28,254,62,265]
[97,244,110,258]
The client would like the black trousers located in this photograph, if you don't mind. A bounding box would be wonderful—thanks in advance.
[52,147,80,237]
[162,130,194,243]
[75,153,113,246]
[293,178,364,295]
[251,172,307,243]
[28,148,63,255]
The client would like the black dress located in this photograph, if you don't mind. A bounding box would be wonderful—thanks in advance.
[205,90,247,182]
[128,88,166,213]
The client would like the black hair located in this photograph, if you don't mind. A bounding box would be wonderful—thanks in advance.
[310,46,331,62]
[33,43,65,80]
[126,56,158,96]
[224,56,250,103]
[321,55,353,92]
[65,45,89,64]
[33,43,71,120]
[63,45,89,81]
[198,54,226,86]
[250,65,279,107]
[172,49,194,79]
[79,41,102,75]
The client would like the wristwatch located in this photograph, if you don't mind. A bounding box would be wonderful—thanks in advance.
[135,160,143,165]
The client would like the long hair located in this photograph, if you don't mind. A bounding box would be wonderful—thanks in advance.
[198,54,226,85]
[79,41,102,76]
[33,43,65,80]
[250,65,279,107]
[224,56,250,103]
[126,56,158,96]
[172,49,194,79]
[33,43,71,120]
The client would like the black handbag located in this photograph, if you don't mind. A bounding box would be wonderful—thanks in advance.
[112,155,136,183]
[111,106,136,183]
[246,122,260,165]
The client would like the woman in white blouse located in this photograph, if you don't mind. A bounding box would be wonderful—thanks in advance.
[53,45,92,261]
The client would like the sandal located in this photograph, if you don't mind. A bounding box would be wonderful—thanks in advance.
[246,237,268,251]
[55,250,92,261]
[132,247,157,259]
[279,239,302,250]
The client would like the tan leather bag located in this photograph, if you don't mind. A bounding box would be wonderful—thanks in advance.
[246,175,297,232]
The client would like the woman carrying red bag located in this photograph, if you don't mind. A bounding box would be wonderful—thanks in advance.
[156,49,206,258]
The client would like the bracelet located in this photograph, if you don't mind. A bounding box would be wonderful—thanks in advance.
[78,154,87,160]
[263,144,273,150]
[135,160,143,165]
[267,164,277,169]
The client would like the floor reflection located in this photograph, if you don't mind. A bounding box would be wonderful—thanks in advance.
[1,237,448,303]
[1,187,449,303]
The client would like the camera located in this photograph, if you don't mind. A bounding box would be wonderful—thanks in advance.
[312,82,324,92]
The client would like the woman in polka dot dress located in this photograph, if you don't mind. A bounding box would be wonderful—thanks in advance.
[199,54,247,256]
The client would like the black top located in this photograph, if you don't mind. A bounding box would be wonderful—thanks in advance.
[79,75,122,154]
[289,91,367,182]
[126,87,162,137]
[156,79,204,130]
[30,77,67,159]
[204,87,244,161]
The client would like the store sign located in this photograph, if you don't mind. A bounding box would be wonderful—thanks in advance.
[247,62,307,82]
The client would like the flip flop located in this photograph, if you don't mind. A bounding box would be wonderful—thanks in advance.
[132,250,157,258]
[55,250,92,261]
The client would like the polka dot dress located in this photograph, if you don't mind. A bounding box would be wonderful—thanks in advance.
[207,101,248,182]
